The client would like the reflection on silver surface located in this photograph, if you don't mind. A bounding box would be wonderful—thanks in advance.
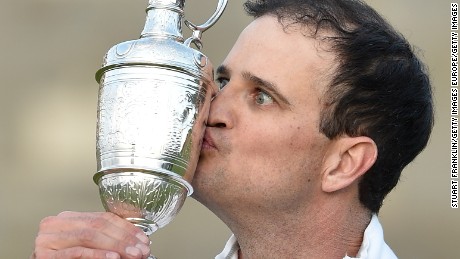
[95,65,205,189]
[93,0,227,240]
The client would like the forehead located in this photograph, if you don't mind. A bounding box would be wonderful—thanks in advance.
[222,15,336,101]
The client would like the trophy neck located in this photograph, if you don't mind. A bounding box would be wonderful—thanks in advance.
[141,0,185,41]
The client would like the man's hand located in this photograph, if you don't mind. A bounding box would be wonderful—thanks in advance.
[31,211,151,259]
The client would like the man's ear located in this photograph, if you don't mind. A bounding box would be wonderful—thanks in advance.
[321,136,377,193]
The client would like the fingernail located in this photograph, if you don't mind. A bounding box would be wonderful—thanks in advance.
[136,243,151,256]
[136,232,150,244]
[126,246,141,257]
[106,252,120,259]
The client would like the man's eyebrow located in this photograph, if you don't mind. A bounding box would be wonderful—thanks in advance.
[216,64,292,106]
[242,71,292,106]
[216,65,229,76]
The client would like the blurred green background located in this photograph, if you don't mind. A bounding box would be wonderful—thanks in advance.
[0,0,456,258]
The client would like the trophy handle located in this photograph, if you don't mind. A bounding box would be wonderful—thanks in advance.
[184,0,228,49]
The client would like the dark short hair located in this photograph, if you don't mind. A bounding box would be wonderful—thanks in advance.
[244,0,434,213]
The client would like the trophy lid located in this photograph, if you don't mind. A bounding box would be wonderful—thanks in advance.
[95,0,228,83]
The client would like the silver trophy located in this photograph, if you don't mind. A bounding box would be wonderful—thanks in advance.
[93,0,227,257]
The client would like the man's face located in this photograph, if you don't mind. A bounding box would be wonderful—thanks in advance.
[192,16,336,219]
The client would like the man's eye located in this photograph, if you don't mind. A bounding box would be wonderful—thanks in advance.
[255,90,274,105]
[216,78,229,90]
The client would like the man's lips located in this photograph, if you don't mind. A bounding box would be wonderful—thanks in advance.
[201,130,217,150]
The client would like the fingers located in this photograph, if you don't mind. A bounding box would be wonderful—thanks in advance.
[33,211,151,259]
[41,212,149,244]
[58,211,145,237]
[33,246,121,259]
[35,230,149,257]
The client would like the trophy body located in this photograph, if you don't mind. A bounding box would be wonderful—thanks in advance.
[93,0,227,239]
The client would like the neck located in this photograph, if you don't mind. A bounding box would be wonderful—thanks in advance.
[227,194,372,259]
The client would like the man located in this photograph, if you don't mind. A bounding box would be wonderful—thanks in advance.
[32,0,433,258]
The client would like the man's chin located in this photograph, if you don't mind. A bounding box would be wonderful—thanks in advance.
[189,174,205,202]
[190,163,218,202]
[190,164,204,197]
[194,154,211,178]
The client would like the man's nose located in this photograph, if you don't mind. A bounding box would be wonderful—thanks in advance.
[206,87,235,129]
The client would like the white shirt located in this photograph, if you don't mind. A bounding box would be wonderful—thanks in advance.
[215,214,397,259]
